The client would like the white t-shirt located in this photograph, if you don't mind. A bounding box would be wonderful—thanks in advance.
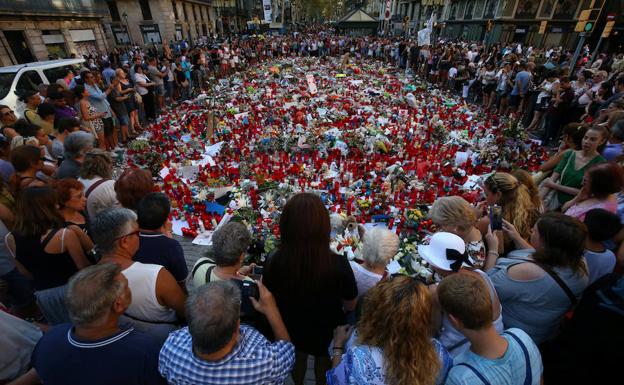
[584,249,616,285]
[449,67,458,78]
[79,177,119,219]
[134,73,150,95]
[349,261,384,300]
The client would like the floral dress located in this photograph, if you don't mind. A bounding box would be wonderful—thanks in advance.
[327,339,453,385]
[83,102,103,135]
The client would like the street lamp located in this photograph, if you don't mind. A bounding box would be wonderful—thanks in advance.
[122,11,134,46]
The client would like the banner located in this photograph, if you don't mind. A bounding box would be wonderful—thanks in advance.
[262,0,272,23]
[417,28,430,46]
[306,74,318,95]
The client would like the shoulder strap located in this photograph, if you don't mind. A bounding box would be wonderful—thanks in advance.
[455,363,491,385]
[504,331,532,385]
[85,178,109,199]
[41,228,61,249]
[524,260,577,307]
[447,337,470,353]
[191,258,216,279]
[205,265,216,284]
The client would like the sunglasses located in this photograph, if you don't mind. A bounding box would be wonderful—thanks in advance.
[114,230,140,242]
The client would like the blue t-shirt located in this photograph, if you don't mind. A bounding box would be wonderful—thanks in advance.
[134,231,188,282]
[446,328,542,385]
[31,324,167,385]
[511,71,531,96]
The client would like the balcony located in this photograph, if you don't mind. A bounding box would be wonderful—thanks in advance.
[0,0,109,18]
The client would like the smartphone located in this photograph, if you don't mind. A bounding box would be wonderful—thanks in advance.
[250,265,263,281]
[489,205,503,230]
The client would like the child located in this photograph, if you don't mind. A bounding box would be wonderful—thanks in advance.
[438,274,543,385]
[583,208,620,285]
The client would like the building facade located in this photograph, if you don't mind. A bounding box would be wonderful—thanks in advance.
[0,0,110,65]
[439,0,612,49]
[103,0,216,48]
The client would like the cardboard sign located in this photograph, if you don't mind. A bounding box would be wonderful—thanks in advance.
[306,74,318,95]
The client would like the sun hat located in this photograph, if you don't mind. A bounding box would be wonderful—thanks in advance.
[418,232,470,272]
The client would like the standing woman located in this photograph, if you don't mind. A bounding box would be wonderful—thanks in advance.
[134,65,156,122]
[117,68,141,135]
[75,85,105,149]
[263,193,357,385]
[542,125,608,207]
[107,76,130,144]
[6,186,91,324]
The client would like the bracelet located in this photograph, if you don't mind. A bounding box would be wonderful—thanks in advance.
[487,250,499,256]
[332,351,343,357]
[333,346,344,351]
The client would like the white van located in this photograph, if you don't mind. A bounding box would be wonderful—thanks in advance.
[0,58,85,117]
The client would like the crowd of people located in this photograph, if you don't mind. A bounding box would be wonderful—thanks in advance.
[0,28,623,385]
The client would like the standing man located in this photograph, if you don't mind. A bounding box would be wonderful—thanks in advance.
[509,62,531,114]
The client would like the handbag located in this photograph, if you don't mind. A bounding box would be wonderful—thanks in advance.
[538,152,573,211]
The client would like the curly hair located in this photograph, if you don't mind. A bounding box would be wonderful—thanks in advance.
[357,275,439,385]
[512,169,541,211]
[484,172,539,243]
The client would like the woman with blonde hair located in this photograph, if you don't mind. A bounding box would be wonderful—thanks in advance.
[430,196,485,268]
[512,169,542,212]
[328,275,453,385]
[479,172,540,253]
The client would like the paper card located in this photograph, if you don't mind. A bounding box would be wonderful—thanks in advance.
[171,219,189,236]
[234,112,249,120]
[181,165,199,181]
[181,134,192,143]
[192,231,214,246]
[215,213,233,230]
[159,166,170,179]
[205,141,224,157]
[306,74,318,94]
[455,151,469,166]
[363,222,388,230]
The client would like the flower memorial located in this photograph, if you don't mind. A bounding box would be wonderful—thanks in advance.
[128,56,547,282]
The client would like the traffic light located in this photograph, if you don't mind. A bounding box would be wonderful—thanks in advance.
[575,8,601,33]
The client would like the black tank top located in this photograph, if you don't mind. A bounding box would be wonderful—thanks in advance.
[13,228,77,291]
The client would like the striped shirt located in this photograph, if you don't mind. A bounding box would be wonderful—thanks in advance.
[159,325,295,385]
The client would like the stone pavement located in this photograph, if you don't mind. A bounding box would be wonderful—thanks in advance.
[175,235,318,385]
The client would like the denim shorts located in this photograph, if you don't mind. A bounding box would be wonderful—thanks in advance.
[154,84,165,96]
[117,113,129,126]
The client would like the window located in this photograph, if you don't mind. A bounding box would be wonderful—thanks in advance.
[172,1,178,19]
[193,5,198,21]
[43,65,77,84]
[107,1,121,21]
[16,70,43,95]
[139,0,152,20]
[183,3,188,20]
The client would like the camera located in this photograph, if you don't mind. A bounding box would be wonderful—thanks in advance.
[489,205,503,231]
[231,279,259,316]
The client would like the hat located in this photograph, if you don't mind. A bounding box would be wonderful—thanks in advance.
[418,232,470,272]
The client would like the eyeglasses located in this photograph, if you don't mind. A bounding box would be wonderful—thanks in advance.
[114,230,140,242]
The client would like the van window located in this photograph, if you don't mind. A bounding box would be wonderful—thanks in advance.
[15,70,43,95]
[0,72,16,100]
[43,65,76,85]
